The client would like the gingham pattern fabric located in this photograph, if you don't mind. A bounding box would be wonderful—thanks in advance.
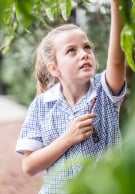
[16,71,126,194]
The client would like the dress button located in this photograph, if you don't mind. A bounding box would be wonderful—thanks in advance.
[92,128,99,143]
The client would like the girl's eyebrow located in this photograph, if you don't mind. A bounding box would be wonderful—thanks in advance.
[63,44,76,53]
[64,44,76,49]
[64,41,91,50]
[83,41,91,45]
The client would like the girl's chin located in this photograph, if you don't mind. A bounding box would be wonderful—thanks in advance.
[86,72,95,79]
[79,71,95,81]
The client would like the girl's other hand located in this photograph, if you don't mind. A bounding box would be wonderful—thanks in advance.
[65,113,96,146]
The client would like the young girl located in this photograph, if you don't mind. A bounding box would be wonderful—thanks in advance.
[16,1,126,193]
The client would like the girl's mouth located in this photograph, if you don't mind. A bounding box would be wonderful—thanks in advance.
[80,62,92,69]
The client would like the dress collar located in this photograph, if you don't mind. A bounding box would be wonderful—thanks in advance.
[43,79,97,103]
[86,78,97,102]
[43,83,62,103]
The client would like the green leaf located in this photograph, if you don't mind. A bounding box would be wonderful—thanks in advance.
[0,0,14,26]
[119,0,133,24]
[42,0,59,21]
[131,0,135,26]
[59,0,72,21]
[45,7,55,21]
[121,25,135,72]
[16,0,35,29]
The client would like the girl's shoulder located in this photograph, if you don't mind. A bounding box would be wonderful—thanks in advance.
[33,82,62,105]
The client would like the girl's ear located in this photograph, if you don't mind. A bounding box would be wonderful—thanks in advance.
[47,63,60,77]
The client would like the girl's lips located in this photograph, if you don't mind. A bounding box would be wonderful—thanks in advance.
[80,62,92,69]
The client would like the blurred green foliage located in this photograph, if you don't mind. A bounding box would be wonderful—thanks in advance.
[65,95,135,194]
[120,0,135,71]
[1,34,37,105]
[66,128,135,194]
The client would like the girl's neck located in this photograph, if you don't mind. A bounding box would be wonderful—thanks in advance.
[61,81,90,107]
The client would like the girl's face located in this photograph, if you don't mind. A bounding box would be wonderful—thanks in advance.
[53,29,97,86]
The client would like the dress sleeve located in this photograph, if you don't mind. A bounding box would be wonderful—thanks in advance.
[101,70,127,103]
[16,97,43,154]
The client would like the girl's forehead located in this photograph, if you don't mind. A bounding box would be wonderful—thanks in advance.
[54,29,89,47]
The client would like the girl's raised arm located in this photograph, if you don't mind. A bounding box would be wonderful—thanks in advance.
[106,0,126,95]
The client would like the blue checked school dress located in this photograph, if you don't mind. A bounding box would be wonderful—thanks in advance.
[16,71,126,194]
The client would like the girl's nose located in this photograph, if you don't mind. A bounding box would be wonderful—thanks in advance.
[80,50,89,60]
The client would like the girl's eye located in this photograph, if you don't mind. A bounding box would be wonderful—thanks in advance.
[84,45,91,53]
[67,48,76,54]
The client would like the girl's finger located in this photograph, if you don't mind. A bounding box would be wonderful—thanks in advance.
[79,113,96,121]
[81,125,93,133]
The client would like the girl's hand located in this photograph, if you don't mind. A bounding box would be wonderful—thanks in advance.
[65,113,96,146]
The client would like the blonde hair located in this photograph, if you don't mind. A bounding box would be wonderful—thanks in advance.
[35,24,89,94]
